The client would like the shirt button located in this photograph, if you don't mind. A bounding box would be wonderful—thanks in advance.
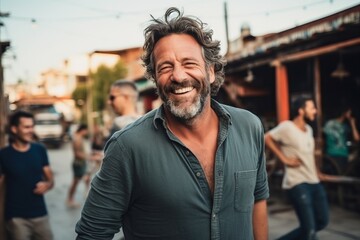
[212,214,216,219]
[196,172,201,177]
[185,150,190,156]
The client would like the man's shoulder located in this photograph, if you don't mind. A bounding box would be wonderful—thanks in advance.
[0,145,12,156]
[325,119,336,125]
[221,103,256,117]
[272,120,294,131]
[278,120,293,127]
[220,104,262,127]
[31,142,46,149]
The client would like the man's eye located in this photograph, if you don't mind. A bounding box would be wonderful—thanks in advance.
[159,66,171,72]
[185,62,197,67]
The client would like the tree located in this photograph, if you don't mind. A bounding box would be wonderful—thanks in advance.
[72,59,127,124]
[71,84,87,124]
[91,60,127,112]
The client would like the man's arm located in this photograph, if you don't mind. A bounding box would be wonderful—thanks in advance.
[76,140,131,239]
[349,118,359,142]
[253,199,268,240]
[34,165,54,195]
[264,133,301,167]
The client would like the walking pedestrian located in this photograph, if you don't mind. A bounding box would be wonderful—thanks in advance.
[76,7,269,240]
[265,95,329,240]
[108,79,141,137]
[67,124,90,207]
[0,110,54,240]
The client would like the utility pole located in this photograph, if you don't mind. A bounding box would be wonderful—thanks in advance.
[224,1,230,55]
[86,53,94,136]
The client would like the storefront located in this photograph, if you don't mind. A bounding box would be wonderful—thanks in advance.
[223,4,360,208]
[223,4,360,145]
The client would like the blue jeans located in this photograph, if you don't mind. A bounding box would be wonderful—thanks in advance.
[277,183,329,240]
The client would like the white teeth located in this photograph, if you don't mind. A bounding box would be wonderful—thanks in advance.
[174,87,193,94]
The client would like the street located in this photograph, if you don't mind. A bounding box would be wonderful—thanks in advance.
[45,140,123,240]
[45,141,360,240]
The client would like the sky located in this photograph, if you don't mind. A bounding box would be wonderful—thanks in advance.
[1,0,359,85]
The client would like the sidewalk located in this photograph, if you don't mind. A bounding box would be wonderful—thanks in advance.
[268,197,360,240]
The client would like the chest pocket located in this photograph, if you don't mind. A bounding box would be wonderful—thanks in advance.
[234,169,257,212]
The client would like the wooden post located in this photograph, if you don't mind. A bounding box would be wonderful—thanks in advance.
[86,53,94,136]
[275,62,290,123]
[313,57,323,166]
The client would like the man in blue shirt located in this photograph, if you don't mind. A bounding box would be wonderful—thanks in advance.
[76,7,269,240]
[0,110,54,240]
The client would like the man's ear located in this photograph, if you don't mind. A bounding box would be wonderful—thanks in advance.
[298,108,304,116]
[209,65,215,84]
[10,126,17,135]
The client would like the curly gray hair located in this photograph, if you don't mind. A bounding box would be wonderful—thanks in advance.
[141,7,226,96]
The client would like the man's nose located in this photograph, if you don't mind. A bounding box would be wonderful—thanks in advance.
[171,65,187,82]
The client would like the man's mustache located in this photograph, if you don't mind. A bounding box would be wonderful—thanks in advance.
[164,80,201,92]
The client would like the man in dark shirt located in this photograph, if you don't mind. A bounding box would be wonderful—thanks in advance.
[0,110,54,240]
[76,7,269,240]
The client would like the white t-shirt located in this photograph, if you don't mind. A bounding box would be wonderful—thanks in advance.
[269,120,319,189]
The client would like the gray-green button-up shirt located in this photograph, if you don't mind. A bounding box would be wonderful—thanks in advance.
[76,100,269,240]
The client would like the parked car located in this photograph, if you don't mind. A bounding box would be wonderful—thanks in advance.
[34,112,65,148]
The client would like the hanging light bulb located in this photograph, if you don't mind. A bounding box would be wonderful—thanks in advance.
[331,52,350,80]
[245,68,254,82]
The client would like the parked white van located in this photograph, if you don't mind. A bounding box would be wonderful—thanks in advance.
[34,112,64,147]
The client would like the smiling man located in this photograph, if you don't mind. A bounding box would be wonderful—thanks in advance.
[0,111,54,240]
[76,7,269,240]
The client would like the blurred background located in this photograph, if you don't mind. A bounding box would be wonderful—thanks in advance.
[0,0,360,239]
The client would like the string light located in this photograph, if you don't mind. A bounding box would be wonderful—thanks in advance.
[3,0,339,25]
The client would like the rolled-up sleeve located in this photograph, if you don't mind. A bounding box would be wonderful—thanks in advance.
[76,138,133,240]
[254,122,269,202]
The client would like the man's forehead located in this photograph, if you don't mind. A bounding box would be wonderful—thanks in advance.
[305,100,315,107]
[19,117,34,125]
[154,34,202,57]
[111,86,123,93]
[112,85,132,93]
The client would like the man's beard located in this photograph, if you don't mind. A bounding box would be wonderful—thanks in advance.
[304,112,315,123]
[157,77,211,123]
[16,134,32,144]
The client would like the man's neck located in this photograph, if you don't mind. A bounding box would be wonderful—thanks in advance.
[121,107,138,117]
[165,99,217,141]
[292,116,307,131]
[12,141,31,152]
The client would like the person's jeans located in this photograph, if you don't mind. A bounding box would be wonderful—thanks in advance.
[277,183,329,240]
